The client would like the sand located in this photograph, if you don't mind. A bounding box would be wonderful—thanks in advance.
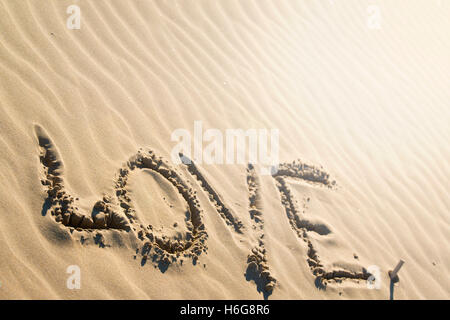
[0,0,448,299]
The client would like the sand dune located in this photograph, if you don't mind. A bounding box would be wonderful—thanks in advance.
[0,0,448,299]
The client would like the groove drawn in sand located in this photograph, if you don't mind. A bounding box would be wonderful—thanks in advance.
[179,153,244,234]
[35,125,370,290]
[35,125,207,267]
[273,160,370,289]
[245,164,277,298]
[116,151,208,268]
[36,125,130,232]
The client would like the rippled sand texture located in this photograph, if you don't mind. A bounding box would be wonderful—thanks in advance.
[0,0,448,299]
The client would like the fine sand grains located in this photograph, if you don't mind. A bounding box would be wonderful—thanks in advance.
[0,0,448,299]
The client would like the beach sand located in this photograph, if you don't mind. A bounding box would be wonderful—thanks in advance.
[0,0,448,299]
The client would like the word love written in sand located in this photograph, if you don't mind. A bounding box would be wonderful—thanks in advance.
[35,124,373,297]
